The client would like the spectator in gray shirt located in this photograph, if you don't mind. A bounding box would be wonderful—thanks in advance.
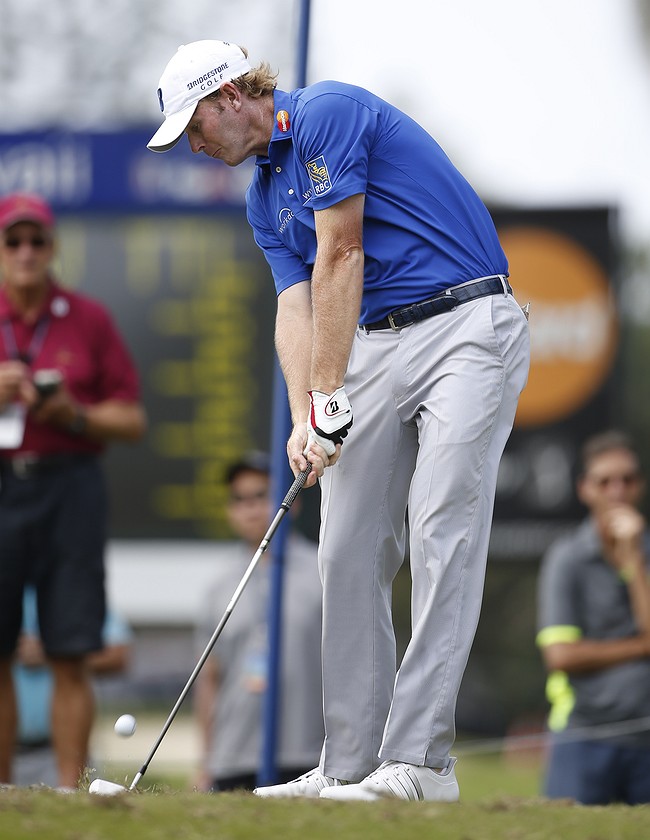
[537,430,650,804]
[193,452,323,792]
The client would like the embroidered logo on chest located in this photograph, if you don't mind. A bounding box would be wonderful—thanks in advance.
[278,207,295,234]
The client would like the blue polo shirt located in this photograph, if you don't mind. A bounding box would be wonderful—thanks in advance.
[246,82,508,324]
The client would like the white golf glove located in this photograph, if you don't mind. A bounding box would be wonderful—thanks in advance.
[306,387,353,456]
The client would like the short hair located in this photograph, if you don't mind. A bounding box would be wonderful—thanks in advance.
[579,430,640,476]
[206,45,277,102]
[225,450,271,486]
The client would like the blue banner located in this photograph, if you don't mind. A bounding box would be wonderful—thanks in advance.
[0,130,252,212]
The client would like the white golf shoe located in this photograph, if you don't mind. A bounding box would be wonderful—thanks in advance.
[319,759,459,802]
[253,768,349,798]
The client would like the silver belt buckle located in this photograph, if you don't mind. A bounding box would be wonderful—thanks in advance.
[387,312,402,331]
[388,304,417,330]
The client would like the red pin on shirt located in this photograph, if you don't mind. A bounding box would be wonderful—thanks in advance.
[276,110,290,132]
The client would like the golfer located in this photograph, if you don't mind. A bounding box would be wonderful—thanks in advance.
[149,40,530,801]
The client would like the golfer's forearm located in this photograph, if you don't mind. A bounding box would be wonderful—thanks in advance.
[310,248,363,394]
[275,284,313,424]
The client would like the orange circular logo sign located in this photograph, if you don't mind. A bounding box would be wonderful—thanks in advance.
[500,226,618,428]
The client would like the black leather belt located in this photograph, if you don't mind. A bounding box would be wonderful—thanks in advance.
[360,275,512,332]
[0,452,92,480]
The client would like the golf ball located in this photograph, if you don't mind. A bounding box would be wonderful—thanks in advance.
[114,713,137,737]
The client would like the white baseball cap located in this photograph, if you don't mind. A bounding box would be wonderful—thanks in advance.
[147,40,251,153]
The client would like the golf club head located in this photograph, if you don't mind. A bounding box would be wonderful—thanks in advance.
[89,778,129,796]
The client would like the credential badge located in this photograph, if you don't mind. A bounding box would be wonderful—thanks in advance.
[51,297,70,318]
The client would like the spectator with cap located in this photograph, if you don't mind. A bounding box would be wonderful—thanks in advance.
[537,430,650,804]
[193,451,323,792]
[0,193,146,790]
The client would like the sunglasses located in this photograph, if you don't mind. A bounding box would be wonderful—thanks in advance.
[589,472,641,489]
[229,490,269,505]
[3,235,49,250]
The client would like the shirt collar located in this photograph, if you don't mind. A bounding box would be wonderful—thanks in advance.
[255,89,294,170]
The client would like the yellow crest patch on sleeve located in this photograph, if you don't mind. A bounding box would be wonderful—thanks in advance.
[305,155,332,195]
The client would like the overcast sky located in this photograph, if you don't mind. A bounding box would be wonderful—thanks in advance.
[306,0,650,249]
[1,0,649,248]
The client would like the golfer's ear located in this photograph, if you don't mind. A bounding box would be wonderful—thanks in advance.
[221,82,241,109]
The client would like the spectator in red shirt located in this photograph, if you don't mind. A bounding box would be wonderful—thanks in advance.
[0,193,146,790]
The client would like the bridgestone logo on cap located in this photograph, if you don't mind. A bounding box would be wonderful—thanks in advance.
[187,63,229,91]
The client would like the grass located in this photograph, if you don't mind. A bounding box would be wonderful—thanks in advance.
[456,751,543,801]
[1,752,650,840]
[1,784,650,840]
[97,752,544,801]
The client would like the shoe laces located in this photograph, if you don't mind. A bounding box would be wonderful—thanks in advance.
[292,769,347,791]
[366,760,395,779]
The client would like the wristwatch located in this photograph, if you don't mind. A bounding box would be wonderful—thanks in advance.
[68,407,88,436]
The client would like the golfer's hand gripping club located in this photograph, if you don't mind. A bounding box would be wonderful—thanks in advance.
[283,465,313,508]
[307,387,353,456]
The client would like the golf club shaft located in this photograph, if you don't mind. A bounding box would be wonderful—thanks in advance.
[129,465,312,791]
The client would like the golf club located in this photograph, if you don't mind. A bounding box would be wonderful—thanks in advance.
[89,464,312,795]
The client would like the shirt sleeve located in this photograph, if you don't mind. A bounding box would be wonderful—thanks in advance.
[292,90,379,210]
[90,304,141,402]
[246,196,311,295]
[536,540,583,647]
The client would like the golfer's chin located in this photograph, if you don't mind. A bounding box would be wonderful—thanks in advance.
[211,149,250,168]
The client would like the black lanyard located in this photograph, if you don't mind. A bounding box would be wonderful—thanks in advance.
[0,315,51,366]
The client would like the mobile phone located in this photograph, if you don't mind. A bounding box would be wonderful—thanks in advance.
[33,369,63,398]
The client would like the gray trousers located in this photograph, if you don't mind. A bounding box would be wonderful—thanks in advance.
[317,292,530,781]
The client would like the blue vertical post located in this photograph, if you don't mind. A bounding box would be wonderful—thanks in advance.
[258,0,312,786]
[295,0,312,89]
